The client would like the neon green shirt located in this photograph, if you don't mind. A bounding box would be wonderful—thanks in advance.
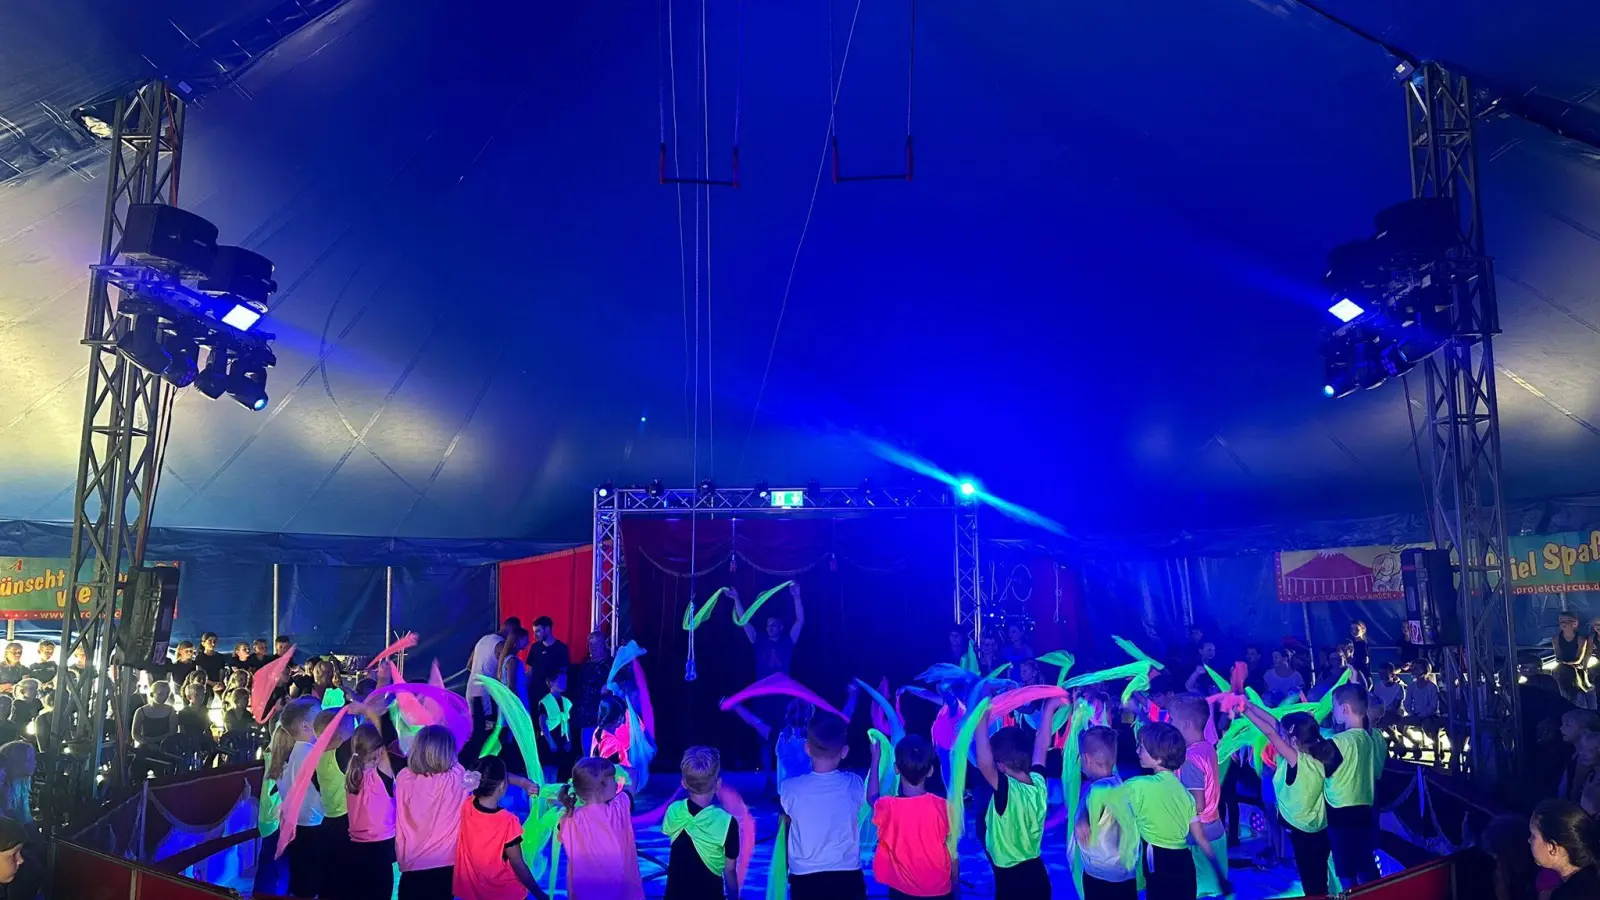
[1273,754,1327,833]
[985,769,1048,867]
[1124,770,1195,850]
[316,751,348,818]
[1324,727,1385,808]
[259,775,281,838]
[540,693,573,741]
[663,799,735,874]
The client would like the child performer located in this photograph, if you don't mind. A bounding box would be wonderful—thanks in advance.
[313,708,354,900]
[1124,722,1198,900]
[539,671,577,782]
[662,747,740,900]
[272,698,325,899]
[345,723,399,900]
[973,700,1058,899]
[867,734,954,900]
[1170,696,1229,896]
[1241,706,1333,897]
[591,696,632,767]
[1323,683,1385,886]
[780,715,867,900]
[454,756,547,900]
[396,725,482,900]
[558,757,645,900]
[1075,727,1137,900]
[254,740,289,897]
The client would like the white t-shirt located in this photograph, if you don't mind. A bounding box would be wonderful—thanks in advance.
[780,769,865,874]
[1078,775,1135,883]
[1370,680,1406,717]
[282,741,324,826]
[465,633,503,701]
[1406,679,1440,718]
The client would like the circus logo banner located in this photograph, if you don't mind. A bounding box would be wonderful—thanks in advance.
[0,557,171,620]
[1275,545,1422,603]
[1505,531,1600,595]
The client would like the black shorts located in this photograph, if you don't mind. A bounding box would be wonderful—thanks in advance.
[992,856,1051,898]
[788,868,866,900]
[1082,873,1138,900]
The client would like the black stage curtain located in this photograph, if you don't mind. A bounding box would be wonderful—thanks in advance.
[623,513,954,771]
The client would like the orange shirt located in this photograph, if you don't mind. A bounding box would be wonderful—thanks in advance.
[871,793,952,897]
[453,798,525,900]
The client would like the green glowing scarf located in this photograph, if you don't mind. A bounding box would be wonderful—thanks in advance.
[946,696,992,855]
[682,588,729,631]
[733,581,794,626]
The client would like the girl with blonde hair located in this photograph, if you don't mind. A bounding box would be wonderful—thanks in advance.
[395,724,480,900]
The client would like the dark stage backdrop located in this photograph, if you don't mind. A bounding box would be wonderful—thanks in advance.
[623,513,956,771]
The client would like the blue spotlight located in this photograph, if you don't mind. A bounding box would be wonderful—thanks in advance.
[639,416,647,423]
[1322,384,1336,397]
[958,480,977,498]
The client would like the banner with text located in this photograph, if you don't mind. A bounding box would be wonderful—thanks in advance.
[1276,545,1425,603]
[1507,531,1600,595]
[0,557,169,620]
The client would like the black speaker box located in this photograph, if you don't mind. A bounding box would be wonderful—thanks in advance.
[119,565,180,669]
[122,204,218,277]
[1402,548,1461,646]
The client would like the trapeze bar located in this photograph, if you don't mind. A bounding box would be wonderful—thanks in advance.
[831,135,914,183]
[659,144,741,188]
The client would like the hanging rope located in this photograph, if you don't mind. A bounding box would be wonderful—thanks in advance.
[659,0,742,187]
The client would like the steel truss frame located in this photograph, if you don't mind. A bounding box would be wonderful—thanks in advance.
[1406,61,1520,782]
[592,485,982,645]
[49,80,185,823]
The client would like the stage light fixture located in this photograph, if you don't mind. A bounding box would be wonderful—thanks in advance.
[221,304,262,332]
[597,482,613,499]
[753,481,770,500]
[226,350,274,412]
[162,330,200,388]
[1327,297,1365,323]
[116,314,172,374]
[958,480,977,498]
[195,347,229,399]
[699,479,715,496]
[647,480,664,498]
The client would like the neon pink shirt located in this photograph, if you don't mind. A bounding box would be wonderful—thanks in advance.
[395,764,472,871]
[454,798,526,900]
[1181,741,1222,824]
[872,793,952,896]
[348,767,396,842]
[558,791,644,900]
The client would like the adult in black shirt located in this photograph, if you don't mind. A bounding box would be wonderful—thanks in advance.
[249,639,272,671]
[731,583,805,679]
[27,642,57,687]
[524,617,569,705]
[195,633,227,685]
[0,645,26,689]
[1349,620,1371,682]
[166,642,200,685]
[1531,799,1600,900]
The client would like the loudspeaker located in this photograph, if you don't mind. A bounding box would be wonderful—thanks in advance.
[119,565,180,669]
[199,246,278,304]
[122,204,218,277]
[1402,548,1460,646]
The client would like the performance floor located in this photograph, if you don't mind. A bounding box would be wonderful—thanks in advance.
[618,772,1395,900]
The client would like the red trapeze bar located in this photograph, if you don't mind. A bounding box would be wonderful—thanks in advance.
[659,143,741,188]
[831,135,913,183]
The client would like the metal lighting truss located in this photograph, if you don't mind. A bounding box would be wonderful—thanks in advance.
[592,484,982,644]
[1407,61,1519,783]
[49,80,185,822]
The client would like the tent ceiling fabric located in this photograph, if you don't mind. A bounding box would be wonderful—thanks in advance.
[1,0,1599,542]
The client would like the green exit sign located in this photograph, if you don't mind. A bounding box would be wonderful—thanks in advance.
[770,489,805,508]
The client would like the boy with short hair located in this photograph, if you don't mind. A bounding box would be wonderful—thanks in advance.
[1170,695,1229,897]
[1123,722,1198,900]
[780,715,867,900]
[1368,663,1406,726]
[1075,726,1136,899]
[974,699,1060,898]
[539,670,577,781]
[663,746,739,900]
[1323,683,1385,886]
[868,734,955,900]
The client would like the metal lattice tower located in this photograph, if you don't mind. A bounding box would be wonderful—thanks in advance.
[49,80,185,821]
[1406,62,1520,782]
[590,485,981,645]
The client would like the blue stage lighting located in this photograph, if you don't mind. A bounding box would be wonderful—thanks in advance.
[639,416,647,423]
[221,304,262,332]
[958,480,977,497]
[1322,384,1336,397]
[1328,297,1365,323]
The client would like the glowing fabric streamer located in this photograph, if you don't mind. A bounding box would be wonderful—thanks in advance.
[1111,636,1163,671]
[365,632,417,670]
[276,705,353,857]
[367,682,471,751]
[716,782,758,889]
[963,665,1017,713]
[986,685,1069,721]
[1036,650,1076,672]
[682,588,728,631]
[632,660,656,739]
[855,678,904,742]
[1229,661,1249,692]
[766,819,789,900]
[1059,699,1091,898]
[945,696,992,855]
[473,675,562,878]
[732,581,794,626]
[916,663,974,688]
[428,659,445,688]
[720,673,847,721]
[250,645,295,723]
[868,727,900,801]
[1061,662,1149,691]
[320,687,347,710]
[607,641,648,687]
[961,642,980,673]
